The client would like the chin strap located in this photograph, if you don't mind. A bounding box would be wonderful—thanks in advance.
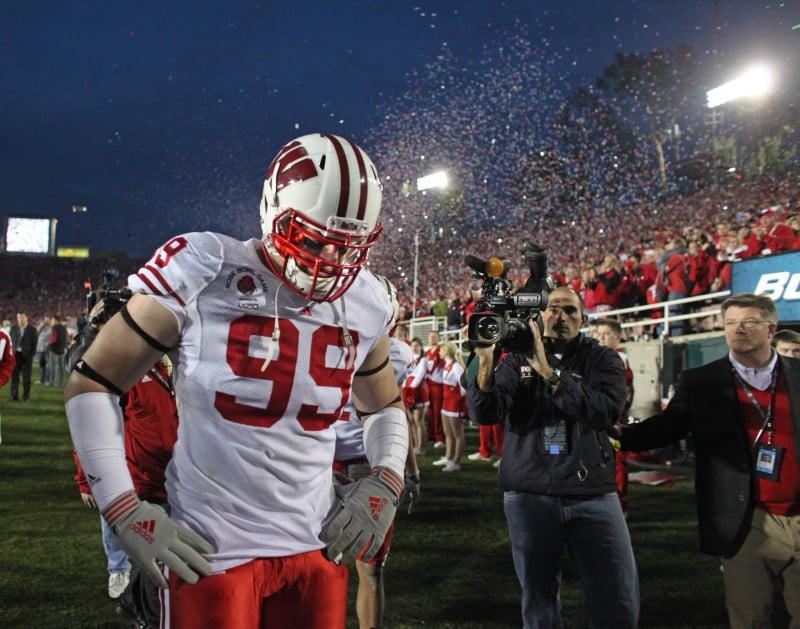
[338,296,355,371]
[261,283,282,372]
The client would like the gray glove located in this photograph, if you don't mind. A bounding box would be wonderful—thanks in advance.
[321,466,403,564]
[103,490,215,588]
[403,473,420,514]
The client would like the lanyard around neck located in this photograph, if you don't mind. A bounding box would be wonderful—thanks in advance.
[732,366,778,447]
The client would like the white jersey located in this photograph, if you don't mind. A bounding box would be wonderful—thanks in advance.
[128,232,392,571]
[334,337,413,461]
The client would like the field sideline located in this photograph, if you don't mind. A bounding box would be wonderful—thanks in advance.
[0,375,730,628]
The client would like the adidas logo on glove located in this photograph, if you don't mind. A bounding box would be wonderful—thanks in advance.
[369,496,389,520]
[130,519,156,544]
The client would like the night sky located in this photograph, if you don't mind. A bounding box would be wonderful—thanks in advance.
[1,1,797,258]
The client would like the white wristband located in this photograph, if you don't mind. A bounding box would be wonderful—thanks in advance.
[362,406,409,479]
[65,392,134,510]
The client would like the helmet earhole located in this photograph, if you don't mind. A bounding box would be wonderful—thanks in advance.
[319,155,326,169]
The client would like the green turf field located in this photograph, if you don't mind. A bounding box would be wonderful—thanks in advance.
[0,374,730,628]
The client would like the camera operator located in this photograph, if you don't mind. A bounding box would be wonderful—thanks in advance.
[464,286,639,628]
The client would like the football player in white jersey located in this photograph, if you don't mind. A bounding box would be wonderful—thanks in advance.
[64,133,409,628]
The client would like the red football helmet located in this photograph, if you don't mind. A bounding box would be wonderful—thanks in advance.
[260,133,383,302]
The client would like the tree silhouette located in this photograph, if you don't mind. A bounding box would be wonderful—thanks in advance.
[597,44,700,195]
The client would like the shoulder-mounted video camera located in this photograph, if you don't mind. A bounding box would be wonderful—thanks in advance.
[465,243,552,353]
[86,267,133,326]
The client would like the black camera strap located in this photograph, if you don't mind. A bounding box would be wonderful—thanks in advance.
[148,363,175,398]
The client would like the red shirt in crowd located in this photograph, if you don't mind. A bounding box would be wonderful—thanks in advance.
[664,252,691,294]
[688,249,713,296]
[591,269,622,307]
[762,223,795,254]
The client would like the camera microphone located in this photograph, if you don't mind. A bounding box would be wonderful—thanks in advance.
[464,254,487,275]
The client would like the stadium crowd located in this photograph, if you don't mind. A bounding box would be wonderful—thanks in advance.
[371,171,800,328]
[0,255,142,331]
[1,171,798,336]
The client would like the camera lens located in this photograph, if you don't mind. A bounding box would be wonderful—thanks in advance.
[475,317,501,343]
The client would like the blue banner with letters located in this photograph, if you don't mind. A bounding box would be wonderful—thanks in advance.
[731,250,800,323]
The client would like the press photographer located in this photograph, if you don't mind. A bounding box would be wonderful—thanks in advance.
[463,250,638,627]
[85,267,133,328]
[67,268,132,370]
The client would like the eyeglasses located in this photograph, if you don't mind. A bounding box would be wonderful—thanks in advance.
[723,319,771,329]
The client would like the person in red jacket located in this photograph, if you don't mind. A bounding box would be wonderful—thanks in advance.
[589,256,622,312]
[789,216,800,250]
[625,252,658,303]
[687,240,712,297]
[738,225,762,259]
[595,319,634,516]
[0,329,16,445]
[757,208,795,255]
[659,237,691,336]
[582,266,599,314]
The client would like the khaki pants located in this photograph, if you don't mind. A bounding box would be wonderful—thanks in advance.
[722,508,800,628]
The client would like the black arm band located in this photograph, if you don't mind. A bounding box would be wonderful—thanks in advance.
[120,304,172,354]
[358,394,402,417]
[73,359,124,396]
[355,355,390,377]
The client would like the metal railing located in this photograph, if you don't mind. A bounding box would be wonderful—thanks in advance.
[585,290,732,338]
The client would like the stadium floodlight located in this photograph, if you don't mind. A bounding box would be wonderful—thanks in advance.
[416,171,448,191]
[71,204,87,248]
[706,64,775,108]
[411,170,448,314]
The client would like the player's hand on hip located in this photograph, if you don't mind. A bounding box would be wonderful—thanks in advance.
[321,466,403,564]
[103,490,215,589]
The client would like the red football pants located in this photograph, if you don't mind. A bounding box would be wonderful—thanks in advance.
[162,550,349,628]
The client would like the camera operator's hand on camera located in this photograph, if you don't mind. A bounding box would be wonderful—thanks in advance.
[462,324,498,390]
[88,300,106,329]
[526,318,551,377]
